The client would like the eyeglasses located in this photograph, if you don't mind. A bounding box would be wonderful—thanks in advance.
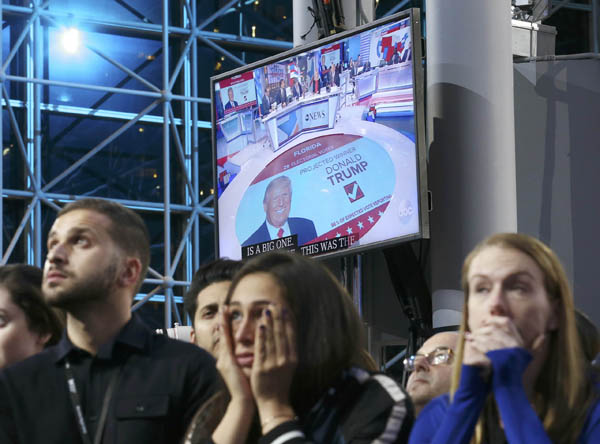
[403,346,454,372]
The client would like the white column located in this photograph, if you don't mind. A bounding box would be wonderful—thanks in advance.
[426,0,518,324]
[293,0,318,47]
[293,0,375,47]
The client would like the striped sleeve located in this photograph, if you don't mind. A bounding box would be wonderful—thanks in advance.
[259,370,414,444]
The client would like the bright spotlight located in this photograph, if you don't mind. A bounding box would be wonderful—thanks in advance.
[60,28,81,54]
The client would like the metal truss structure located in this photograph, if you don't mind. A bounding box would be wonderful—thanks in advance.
[0,0,292,329]
[1,0,593,333]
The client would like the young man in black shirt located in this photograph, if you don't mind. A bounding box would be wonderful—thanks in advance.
[0,198,220,444]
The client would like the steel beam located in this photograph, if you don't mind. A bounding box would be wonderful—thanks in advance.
[1,4,292,52]
[162,0,172,328]
[42,99,161,192]
[0,0,291,325]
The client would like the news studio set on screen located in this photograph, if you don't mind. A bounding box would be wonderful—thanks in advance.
[211,9,428,260]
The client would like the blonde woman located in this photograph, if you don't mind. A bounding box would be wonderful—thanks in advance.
[409,233,599,443]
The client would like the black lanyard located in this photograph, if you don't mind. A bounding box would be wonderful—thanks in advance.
[64,360,123,444]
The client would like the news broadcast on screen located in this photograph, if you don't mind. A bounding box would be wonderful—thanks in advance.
[211,9,427,260]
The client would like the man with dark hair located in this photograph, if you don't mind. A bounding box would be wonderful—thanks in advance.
[184,259,242,356]
[290,77,303,100]
[0,198,219,444]
[259,84,271,117]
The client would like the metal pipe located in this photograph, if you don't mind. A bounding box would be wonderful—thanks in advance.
[40,197,61,211]
[197,0,240,31]
[171,293,182,325]
[184,0,193,26]
[181,3,195,294]
[147,266,163,279]
[1,9,37,72]
[87,45,162,92]
[25,16,35,265]
[383,0,411,17]
[144,278,191,286]
[191,0,201,271]
[2,85,38,190]
[2,195,39,264]
[5,74,164,98]
[167,103,197,201]
[381,349,407,371]
[162,0,172,329]
[33,3,43,266]
[2,188,212,214]
[196,34,246,66]
[42,99,161,192]
[1,97,211,126]
[1,4,293,51]
[168,30,195,91]
[131,285,162,311]
[7,74,212,105]
[169,208,198,276]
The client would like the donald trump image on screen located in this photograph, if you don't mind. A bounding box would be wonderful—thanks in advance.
[243,175,317,247]
[224,87,238,110]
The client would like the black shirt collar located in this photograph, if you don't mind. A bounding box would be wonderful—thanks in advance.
[53,313,151,364]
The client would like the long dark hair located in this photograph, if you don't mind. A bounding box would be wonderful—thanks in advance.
[0,264,64,346]
[227,251,374,416]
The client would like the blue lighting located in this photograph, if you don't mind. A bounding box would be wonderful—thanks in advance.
[60,27,82,54]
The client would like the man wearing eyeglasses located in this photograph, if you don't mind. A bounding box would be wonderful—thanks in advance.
[405,332,458,416]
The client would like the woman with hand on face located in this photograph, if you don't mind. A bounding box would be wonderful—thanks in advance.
[409,233,600,444]
[189,251,413,444]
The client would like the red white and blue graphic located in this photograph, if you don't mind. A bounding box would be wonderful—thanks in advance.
[235,133,401,248]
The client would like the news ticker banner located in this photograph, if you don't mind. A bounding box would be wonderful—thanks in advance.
[235,133,400,252]
[241,233,355,258]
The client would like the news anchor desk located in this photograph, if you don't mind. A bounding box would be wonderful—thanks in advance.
[355,63,413,100]
[262,89,340,152]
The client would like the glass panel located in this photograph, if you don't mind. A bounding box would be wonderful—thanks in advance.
[43,113,179,202]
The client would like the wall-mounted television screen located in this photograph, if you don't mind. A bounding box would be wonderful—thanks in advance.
[211,8,428,260]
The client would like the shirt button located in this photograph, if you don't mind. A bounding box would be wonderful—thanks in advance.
[136,405,145,413]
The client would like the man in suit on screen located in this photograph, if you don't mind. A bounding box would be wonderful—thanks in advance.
[242,176,317,247]
[224,87,238,110]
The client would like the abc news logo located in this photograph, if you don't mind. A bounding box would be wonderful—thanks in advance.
[305,110,326,122]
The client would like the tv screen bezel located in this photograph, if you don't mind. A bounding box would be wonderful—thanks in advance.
[210,8,429,260]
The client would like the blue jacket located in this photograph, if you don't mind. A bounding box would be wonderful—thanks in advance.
[409,348,600,444]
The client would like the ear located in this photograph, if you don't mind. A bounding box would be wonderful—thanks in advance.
[547,299,560,331]
[37,332,52,348]
[118,257,143,289]
[190,329,197,345]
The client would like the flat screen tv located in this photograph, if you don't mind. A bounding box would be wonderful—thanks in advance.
[211,8,428,260]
